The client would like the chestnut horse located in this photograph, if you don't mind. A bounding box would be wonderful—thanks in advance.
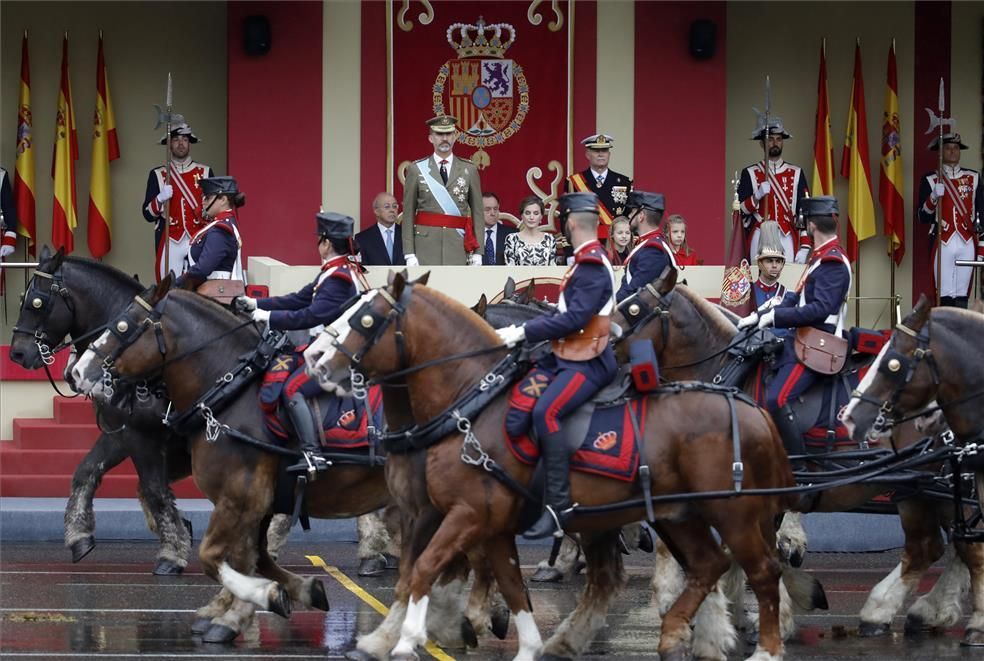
[614,273,984,640]
[843,296,984,645]
[305,273,797,661]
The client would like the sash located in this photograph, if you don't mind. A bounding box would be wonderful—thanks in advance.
[796,245,851,335]
[624,232,679,280]
[569,172,615,225]
[167,163,202,212]
[760,161,793,219]
[415,159,462,217]
[940,171,969,220]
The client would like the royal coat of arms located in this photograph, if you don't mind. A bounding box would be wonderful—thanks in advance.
[433,17,529,169]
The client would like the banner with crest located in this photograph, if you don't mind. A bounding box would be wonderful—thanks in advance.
[390,1,573,222]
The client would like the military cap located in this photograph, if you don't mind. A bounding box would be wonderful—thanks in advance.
[625,190,665,213]
[426,115,459,134]
[159,121,199,145]
[751,115,792,141]
[928,132,969,151]
[198,176,239,197]
[316,212,355,239]
[558,192,599,219]
[756,221,786,262]
[800,196,839,218]
[581,133,615,150]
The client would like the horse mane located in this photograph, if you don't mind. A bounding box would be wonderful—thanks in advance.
[169,290,260,343]
[417,285,502,344]
[675,285,737,339]
[64,256,142,292]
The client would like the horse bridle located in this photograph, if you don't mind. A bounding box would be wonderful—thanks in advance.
[614,284,673,346]
[324,285,414,373]
[90,294,169,382]
[11,266,78,365]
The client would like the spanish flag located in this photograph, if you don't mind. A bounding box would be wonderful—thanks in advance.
[87,33,119,258]
[811,39,834,196]
[840,41,877,262]
[51,33,78,254]
[14,31,36,253]
[879,40,905,266]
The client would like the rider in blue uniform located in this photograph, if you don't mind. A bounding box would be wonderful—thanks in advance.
[174,176,244,289]
[615,190,676,303]
[496,192,618,539]
[737,196,851,449]
[236,212,361,477]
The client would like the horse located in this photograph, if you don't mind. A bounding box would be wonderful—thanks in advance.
[304,272,798,661]
[68,276,510,647]
[843,295,984,645]
[614,272,984,640]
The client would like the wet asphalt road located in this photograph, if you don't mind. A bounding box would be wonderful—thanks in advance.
[0,540,976,659]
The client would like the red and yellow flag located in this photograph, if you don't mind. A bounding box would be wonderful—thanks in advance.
[51,33,78,254]
[87,34,119,258]
[14,31,36,254]
[840,41,877,262]
[811,39,834,196]
[879,41,905,266]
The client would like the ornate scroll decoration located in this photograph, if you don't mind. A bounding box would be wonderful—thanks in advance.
[527,0,564,32]
[396,160,412,186]
[526,160,565,232]
[397,0,434,32]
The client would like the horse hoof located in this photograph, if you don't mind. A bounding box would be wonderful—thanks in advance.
[202,623,238,644]
[530,566,564,583]
[574,559,586,575]
[858,621,890,637]
[540,655,573,661]
[384,553,400,570]
[70,536,95,563]
[309,579,330,611]
[357,554,387,577]
[460,617,479,648]
[490,603,510,640]
[638,526,654,553]
[962,628,984,646]
[344,650,379,661]
[153,559,184,576]
[268,585,293,619]
[658,647,685,661]
[390,653,419,661]
[182,517,193,538]
[190,617,212,635]
[904,614,929,636]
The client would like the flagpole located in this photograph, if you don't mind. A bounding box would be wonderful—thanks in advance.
[163,73,172,280]
[935,77,944,307]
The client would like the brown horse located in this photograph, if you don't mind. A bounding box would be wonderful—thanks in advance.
[305,272,797,661]
[843,296,984,645]
[613,273,984,641]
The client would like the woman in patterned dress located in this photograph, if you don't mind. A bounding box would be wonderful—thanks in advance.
[504,195,557,266]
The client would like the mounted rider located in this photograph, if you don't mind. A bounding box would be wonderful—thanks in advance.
[737,196,851,450]
[495,192,618,539]
[173,176,245,291]
[615,190,676,303]
[236,212,363,478]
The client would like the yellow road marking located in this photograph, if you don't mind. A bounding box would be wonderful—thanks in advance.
[305,555,456,661]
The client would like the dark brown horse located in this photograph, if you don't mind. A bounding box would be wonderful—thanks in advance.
[613,273,984,641]
[305,273,796,661]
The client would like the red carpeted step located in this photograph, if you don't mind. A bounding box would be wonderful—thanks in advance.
[0,474,203,499]
[0,447,112,475]
[53,396,97,425]
[12,419,101,449]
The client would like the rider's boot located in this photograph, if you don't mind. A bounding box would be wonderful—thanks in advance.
[523,431,574,540]
[774,404,807,470]
[285,393,329,479]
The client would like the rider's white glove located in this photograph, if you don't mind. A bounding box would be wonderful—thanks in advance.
[467,253,483,266]
[754,181,772,201]
[794,245,810,264]
[757,309,776,330]
[0,244,13,258]
[737,312,759,330]
[496,324,526,347]
[931,183,945,201]
[156,184,174,205]
[251,308,271,325]
[405,253,420,267]
[234,296,257,311]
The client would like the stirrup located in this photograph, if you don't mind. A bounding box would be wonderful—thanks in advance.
[288,451,329,479]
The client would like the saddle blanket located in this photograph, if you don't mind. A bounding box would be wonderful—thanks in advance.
[505,369,644,482]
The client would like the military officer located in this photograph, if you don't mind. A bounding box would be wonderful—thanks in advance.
[738,116,810,264]
[751,221,788,311]
[918,132,984,308]
[174,176,244,290]
[565,133,632,239]
[0,166,18,258]
[402,115,484,266]
[615,190,675,303]
[142,121,214,282]
[495,192,618,539]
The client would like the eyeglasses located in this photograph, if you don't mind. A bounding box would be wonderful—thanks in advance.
[378,204,399,210]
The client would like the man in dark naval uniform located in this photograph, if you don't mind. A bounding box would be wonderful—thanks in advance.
[495,192,618,539]
[615,190,675,303]
[565,133,632,239]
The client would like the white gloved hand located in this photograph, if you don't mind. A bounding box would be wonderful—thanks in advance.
[496,324,526,347]
[932,183,945,201]
[468,253,483,266]
[251,308,271,325]
[156,184,174,205]
[794,245,811,264]
[0,244,13,258]
[754,181,772,201]
[405,253,420,267]
[234,296,257,311]
[757,309,776,329]
[737,312,759,330]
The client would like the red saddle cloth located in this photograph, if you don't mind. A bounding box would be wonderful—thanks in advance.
[505,381,646,482]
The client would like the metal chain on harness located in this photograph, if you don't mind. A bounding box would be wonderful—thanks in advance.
[36,333,56,366]
[200,404,222,443]
[100,364,115,401]
[134,381,151,403]
[350,367,368,401]
[455,410,495,472]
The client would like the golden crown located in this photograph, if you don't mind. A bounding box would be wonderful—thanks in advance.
[446,17,515,59]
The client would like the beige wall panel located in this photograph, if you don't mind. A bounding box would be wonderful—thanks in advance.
[952,2,984,169]
[727,2,914,327]
[322,0,361,217]
[0,1,227,338]
[595,0,634,177]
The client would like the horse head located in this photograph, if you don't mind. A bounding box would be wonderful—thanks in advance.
[9,246,73,369]
[610,266,678,362]
[841,295,937,444]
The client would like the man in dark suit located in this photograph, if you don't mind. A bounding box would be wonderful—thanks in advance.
[564,133,632,239]
[480,192,517,265]
[356,192,406,266]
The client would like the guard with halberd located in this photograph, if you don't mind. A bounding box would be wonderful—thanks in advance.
[565,133,633,239]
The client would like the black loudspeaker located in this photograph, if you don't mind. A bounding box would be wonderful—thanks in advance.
[244,15,272,56]
[689,19,716,60]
